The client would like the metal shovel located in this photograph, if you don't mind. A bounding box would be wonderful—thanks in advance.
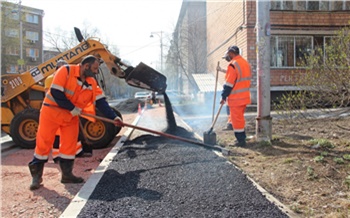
[203,102,224,145]
[80,112,229,154]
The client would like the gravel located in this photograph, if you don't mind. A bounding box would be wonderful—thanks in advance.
[78,131,288,217]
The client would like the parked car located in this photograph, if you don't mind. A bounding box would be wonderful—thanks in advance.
[134,91,152,101]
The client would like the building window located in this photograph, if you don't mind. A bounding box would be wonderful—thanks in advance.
[5,28,19,38]
[295,37,312,66]
[5,8,19,20]
[270,36,312,68]
[271,0,349,11]
[271,1,294,10]
[346,1,350,9]
[26,31,39,41]
[26,48,39,58]
[295,1,306,10]
[7,65,17,74]
[5,46,20,55]
[25,13,38,24]
[308,1,320,10]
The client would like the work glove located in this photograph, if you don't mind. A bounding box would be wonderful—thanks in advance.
[70,107,82,116]
[217,65,225,73]
[114,116,124,127]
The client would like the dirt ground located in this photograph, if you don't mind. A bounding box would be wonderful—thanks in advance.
[2,102,350,217]
[211,110,350,218]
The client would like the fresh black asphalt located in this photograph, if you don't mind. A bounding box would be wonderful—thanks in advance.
[77,132,289,218]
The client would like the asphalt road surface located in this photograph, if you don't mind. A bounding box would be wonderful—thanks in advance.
[72,105,290,218]
[77,134,288,218]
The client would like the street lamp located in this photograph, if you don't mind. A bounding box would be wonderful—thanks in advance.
[150,31,163,72]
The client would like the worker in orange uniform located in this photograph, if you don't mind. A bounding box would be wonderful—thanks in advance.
[220,46,251,147]
[44,59,87,163]
[28,55,123,190]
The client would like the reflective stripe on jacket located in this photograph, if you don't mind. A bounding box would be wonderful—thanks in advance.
[224,55,252,106]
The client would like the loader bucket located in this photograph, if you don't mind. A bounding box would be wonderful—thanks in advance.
[125,62,167,93]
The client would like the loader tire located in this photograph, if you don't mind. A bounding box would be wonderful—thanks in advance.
[80,107,122,149]
[10,108,40,149]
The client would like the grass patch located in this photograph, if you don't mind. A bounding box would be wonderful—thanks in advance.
[283,158,295,164]
[309,139,334,149]
[314,155,325,163]
[307,166,318,180]
[343,154,350,160]
[333,157,345,164]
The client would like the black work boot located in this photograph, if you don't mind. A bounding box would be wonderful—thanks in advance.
[28,162,44,190]
[234,131,247,147]
[59,160,84,183]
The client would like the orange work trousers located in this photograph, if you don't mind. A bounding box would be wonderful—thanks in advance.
[228,105,247,133]
[35,106,79,160]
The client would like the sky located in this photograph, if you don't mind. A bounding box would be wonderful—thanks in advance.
[12,0,183,68]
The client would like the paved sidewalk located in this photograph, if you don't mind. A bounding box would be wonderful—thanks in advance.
[61,106,296,218]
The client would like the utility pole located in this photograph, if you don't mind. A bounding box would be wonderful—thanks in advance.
[18,0,23,72]
[256,0,272,142]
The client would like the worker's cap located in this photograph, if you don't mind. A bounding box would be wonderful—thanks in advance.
[227,45,240,54]
[56,59,68,69]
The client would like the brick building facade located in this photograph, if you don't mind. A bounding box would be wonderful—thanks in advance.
[175,0,350,103]
[207,0,350,103]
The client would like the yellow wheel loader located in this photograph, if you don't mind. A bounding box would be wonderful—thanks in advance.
[1,27,166,149]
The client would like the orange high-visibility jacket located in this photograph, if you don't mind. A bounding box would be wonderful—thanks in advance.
[225,55,252,106]
[35,65,104,160]
[43,65,104,121]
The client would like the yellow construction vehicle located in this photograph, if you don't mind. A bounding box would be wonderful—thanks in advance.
[1,27,166,149]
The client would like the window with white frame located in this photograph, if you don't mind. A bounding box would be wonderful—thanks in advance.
[25,13,39,24]
[271,0,350,11]
[26,31,39,41]
[5,28,19,38]
[270,36,312,68]
[26,48,39,58]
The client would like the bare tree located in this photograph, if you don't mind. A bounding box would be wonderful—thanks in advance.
[44,21,100,52]
[43,22,132,99]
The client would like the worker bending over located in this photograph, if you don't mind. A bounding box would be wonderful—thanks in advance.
[44,59,86,163]
[220,46,251,147]
[28,55,123,190]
